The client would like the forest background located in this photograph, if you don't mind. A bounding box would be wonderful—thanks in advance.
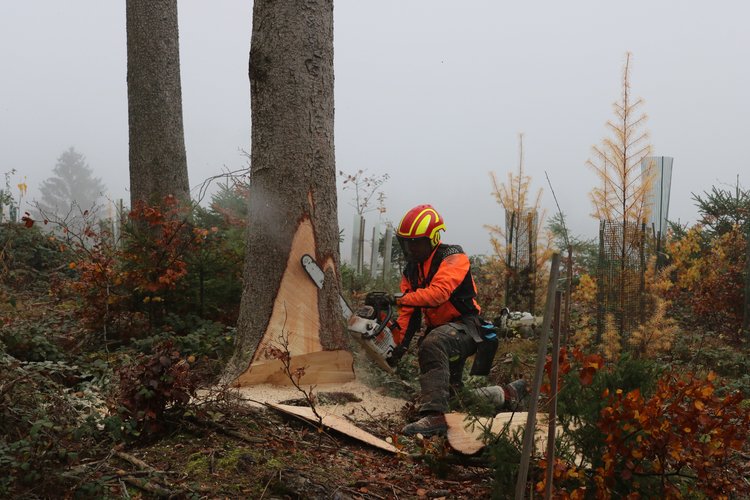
[2,1,750,498]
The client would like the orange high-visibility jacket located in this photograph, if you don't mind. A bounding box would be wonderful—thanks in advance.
[394,244,480,344]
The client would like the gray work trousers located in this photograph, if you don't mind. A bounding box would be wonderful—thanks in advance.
[417,323,478,414]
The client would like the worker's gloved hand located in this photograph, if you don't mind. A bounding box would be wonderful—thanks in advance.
[365,292,400,307]
[380,292,403,306]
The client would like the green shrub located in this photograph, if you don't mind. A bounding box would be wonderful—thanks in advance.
[0,316,70,362]
[0,222,70,270]
[128,316,236,381]
[0,353,107,497]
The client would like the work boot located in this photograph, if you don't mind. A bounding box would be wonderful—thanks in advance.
[502,378,529,409]
[401,413,447,437]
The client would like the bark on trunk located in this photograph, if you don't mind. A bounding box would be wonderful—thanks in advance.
[224,0,347,384]
[126,0,190,207]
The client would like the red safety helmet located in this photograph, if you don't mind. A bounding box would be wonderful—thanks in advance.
[396,204,445,248]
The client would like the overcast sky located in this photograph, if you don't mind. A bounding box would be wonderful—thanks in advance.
[1,1,748,257]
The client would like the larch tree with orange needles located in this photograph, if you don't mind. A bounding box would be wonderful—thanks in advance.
[588,52,654,226]
[587,53,655,344]
[487,134,551,314]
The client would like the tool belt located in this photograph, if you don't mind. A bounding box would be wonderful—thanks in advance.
[448,315,499,376]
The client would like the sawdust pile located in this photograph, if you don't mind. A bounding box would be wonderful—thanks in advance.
[233,379,409,422]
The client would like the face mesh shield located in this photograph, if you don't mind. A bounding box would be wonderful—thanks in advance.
[398,236,432,263]
[397,236,411,261]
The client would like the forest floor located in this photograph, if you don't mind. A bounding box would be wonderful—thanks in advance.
[95,342,538,499]
[99,387,502,499]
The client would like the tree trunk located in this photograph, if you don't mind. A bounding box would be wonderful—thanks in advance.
[224,0,348,385]
[126,0,189,207]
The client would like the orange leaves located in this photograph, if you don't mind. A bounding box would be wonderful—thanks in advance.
[122,198,201,297]
[594,370,750,497]
[579,353,604,386]
[535,458,588,498]
[57,195,212,337]
[578,366,597,386]
[21,212,34,228]
[664,224,747,337]
[543,348,605,403]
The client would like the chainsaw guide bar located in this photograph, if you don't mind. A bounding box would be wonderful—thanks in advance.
[301,254,325,289]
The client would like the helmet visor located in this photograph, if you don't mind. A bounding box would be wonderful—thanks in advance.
[397,236,432,263]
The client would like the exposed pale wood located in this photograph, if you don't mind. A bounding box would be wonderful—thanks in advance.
[445,412,558,456]
[234,218,354,386]
[255,218,321,359]
[267,403,400,454]
[234,350,354,387]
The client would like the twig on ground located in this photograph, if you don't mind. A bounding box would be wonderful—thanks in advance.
[119,479,131,499]
[341,486,386,500]
[119,476,174,497]
[112,450,160,473]
[354,405,396,436]
[390,482,409,494]
[258,470,277,500]
[391,483,401,499]
[185,415,267,444]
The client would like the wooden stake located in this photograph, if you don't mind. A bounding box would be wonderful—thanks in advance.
[544,291,562,499]
[564,244,572,345]
[515,253,560,499]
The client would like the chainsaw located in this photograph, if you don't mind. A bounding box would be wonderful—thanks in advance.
[301,255,398,374]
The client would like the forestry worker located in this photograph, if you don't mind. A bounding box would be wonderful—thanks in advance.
[391,204,527,437]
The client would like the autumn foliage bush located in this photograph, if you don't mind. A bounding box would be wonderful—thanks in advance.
[537,347,750,498]
[595,371,750,497]
[663,224,747,339]
[46,193,245,345]
[59,195,207,336]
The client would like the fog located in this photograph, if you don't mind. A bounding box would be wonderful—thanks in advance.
[1,1,748,257]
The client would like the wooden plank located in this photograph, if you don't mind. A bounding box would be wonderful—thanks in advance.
[267,403,400,454]
[234,350,355,387]
[445,412,555,456]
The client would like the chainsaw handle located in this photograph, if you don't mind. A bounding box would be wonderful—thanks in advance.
[361,302,393,340]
